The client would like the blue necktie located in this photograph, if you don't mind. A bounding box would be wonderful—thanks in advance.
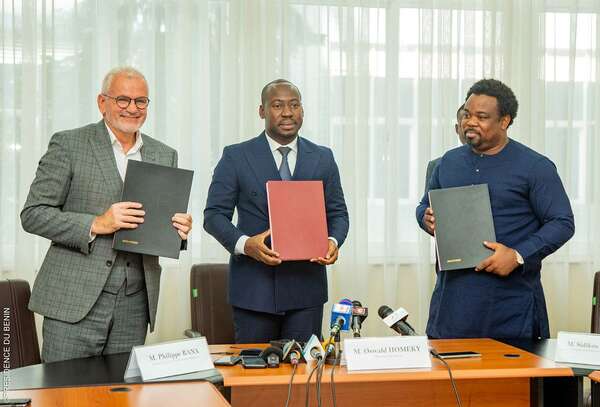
[278,146,292,181]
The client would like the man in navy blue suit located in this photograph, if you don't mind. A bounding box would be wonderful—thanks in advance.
[204,79,349,343]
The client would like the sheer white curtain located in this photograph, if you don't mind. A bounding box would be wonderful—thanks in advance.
[2,0,598,343]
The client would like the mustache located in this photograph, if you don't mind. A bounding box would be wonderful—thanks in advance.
[119,113,142,118]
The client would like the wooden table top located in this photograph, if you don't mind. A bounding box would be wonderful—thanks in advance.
[6,381,230,407]
[210,338,573,387]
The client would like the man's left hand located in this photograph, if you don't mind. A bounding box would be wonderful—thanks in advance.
[311,240,339,265]
[172,213,193,240]
[475,241,519,277]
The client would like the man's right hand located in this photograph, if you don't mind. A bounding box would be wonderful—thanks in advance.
[91,202,145,235]
[423,207,435,235]
[244,229,281,266]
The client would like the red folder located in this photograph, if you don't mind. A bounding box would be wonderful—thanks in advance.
[266,180,329,261]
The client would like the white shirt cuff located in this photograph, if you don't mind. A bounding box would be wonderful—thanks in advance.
[235,235,336,255]
[235,235,250,255]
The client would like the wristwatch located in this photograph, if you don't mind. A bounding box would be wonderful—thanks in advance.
[515,250,524,265]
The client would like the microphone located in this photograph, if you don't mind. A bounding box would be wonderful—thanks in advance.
[378,305,417,336]
[378,305,442,358]
[351,300,368,338]
[302,334,325,362]
[329,316,345,339]
[323,299,353,356]
[282,340,303,365]
[329,299,352,333]
[310,346,324,360]
[324,316,345,355]
[289,349,301,365]
[259,346,284,368]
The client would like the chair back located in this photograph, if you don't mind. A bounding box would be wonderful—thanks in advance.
[0,279,41,368]
[190,264,235,344]
[592,271,600,333]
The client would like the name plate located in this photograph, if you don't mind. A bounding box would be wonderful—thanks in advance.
[124,337,214,381]
[344,336,431,371]
[555,331,600,366]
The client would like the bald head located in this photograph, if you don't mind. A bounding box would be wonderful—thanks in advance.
[261,79,302,105]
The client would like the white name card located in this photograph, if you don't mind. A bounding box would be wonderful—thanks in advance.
[555,331,600,366]
[124,337,214,381]
[344,336,432,371]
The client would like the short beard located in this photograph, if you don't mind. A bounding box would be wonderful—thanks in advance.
[105,114,145,135]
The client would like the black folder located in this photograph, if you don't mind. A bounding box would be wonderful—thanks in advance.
[428,184,496,271]
[113,160,194,259]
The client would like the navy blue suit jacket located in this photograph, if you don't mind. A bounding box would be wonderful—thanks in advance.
[203,133,349,314]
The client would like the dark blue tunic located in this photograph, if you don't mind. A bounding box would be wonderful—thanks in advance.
[416,139,575,339]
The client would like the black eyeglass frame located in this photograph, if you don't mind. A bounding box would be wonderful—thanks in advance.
[102,94,150,110]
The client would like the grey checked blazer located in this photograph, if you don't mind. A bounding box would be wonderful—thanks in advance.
[21,120,178,331]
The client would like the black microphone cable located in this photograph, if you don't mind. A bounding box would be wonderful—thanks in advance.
[431,352,462,407]
[284,362,298,407]
[329,348,341,407]
[315,355,327,407]
[316,340,331,407]
[318,333,339,407]
[305,354,323,407]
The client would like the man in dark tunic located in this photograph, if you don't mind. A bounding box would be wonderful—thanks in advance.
[416,79,574,339]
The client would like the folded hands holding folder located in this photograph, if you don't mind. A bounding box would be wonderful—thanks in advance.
[243,229,338,266]
[428,207,518,276]
[111,160,194,259]
[92,202,192,240]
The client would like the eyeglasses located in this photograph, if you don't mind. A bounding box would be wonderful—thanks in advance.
[102,94,150,110]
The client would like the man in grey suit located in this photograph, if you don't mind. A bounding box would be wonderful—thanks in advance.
[21,66,192,363]
[424,104,467,192]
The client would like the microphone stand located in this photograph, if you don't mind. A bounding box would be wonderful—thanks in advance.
[325,331,342,365]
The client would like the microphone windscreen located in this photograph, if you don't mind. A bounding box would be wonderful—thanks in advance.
[378,305,393,319]
[259,346,284,362]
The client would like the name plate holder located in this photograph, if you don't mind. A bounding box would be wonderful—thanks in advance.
[555,331,600,366]
[344,336,431,372]
[124,337,214,381]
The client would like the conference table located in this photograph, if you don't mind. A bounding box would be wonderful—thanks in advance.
[3,338,593,407]
[6,382,230,407]
[217,338,572,407]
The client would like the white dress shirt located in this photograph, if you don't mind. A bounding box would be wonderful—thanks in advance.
[265,132,298,175]
[106,123,143,180]
[90,124,143,241]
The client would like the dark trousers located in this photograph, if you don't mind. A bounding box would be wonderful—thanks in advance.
[232,305,323,344]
